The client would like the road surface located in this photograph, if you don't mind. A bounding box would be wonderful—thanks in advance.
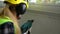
[19,10,60,34]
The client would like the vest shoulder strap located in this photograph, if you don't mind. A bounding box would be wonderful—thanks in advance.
[0,16,13,25]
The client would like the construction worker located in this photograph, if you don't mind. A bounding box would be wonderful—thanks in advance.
[0,0,28,34]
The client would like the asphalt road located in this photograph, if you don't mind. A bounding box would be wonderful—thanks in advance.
[19,10,60,34]
[23,5,60,34]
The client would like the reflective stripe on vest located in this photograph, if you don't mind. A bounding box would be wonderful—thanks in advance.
[0,16,13,24]
[0,16,16,34]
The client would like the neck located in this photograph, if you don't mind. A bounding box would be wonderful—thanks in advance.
[4,7,18,22]
[11,11,17,19]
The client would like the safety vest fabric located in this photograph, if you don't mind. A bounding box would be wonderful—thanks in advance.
[0,16,16,34]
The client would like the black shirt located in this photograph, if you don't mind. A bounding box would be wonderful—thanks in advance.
[0,22,14,34]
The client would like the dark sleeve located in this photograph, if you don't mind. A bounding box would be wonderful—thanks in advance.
[1,22,14,34]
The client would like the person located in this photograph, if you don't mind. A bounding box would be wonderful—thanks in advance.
[0,0,27,34]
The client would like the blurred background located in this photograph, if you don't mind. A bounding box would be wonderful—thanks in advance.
[0,0,60,34]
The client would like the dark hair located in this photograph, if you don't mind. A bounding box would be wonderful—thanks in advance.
[4,1,9,4]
